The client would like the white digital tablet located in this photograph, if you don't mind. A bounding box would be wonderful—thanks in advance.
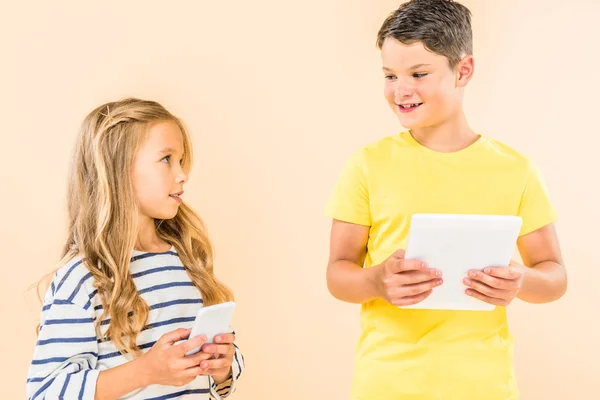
[400,214,522,311]
[185,301,236,356]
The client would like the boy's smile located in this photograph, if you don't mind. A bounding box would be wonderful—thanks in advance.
[381,38,473,130]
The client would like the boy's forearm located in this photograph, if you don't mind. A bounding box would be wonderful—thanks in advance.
[95,356,152,400]
[517,261,567,304]
[326,260,382,304]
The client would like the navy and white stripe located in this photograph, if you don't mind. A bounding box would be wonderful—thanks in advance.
[26,247,244,399]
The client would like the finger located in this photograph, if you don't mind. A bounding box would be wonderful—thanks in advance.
[175,334,207,356]
[199,356,233,371]
[383,270,440,292]
[399,269,442,284]
[183,365,206,377]
[214,333,235,344]
[201,344,235,356]
[464,277,509,298]
[388,258,428,274]
[389,249,406,259]
[203,368,232,378]
[465,288,509,307]
[391,289,433,306]
[466,270,519,291]
[482,266,522,280]
[183,349,214,367]
[396,278,442,299]
[159,328,192,345]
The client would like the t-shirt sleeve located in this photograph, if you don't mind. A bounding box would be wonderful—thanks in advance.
[324,149,371,226]
[517,160,558,236]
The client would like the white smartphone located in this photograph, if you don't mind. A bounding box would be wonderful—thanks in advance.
[185,301,236,356]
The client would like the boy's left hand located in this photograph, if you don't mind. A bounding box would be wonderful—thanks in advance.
[463,263,525,306]
[198,333,235,384]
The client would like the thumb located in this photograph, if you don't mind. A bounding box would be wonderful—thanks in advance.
[159,328,191,345]
[390,249,406,260]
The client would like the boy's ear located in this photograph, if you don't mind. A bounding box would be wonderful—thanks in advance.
[455,55,474,87]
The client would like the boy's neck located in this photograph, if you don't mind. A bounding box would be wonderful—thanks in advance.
[409,113,479,153]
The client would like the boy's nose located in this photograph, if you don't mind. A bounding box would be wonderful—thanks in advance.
[394,84,414,98]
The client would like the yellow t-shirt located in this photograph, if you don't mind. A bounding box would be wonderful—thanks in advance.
[325,131,557,400]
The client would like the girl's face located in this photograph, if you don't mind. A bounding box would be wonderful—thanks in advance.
[132,121,188,222]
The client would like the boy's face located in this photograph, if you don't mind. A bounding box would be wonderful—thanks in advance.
[381,38,473,130]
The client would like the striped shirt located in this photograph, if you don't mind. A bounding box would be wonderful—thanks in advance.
[26,247,244,399]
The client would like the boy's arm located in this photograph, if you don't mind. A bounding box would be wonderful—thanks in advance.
[326,219,441,305]
[465,223,567,306]
[516,223,567,303]
[326,219,381,304]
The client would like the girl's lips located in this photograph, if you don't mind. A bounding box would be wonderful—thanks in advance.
[169,191,183,203]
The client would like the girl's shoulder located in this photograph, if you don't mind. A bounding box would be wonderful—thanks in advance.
[49,255,97,310]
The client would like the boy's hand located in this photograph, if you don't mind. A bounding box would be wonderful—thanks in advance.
[463,263,525,306]
[375,249,443,306]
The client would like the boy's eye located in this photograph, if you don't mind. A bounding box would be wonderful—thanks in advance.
[413,73,428,78]
[385,75,396,80]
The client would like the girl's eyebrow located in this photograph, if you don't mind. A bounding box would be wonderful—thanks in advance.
[157,147,177,155]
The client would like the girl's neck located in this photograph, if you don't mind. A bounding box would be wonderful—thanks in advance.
[135,216,170,253]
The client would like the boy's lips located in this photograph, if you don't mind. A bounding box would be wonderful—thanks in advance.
[397,102,423,113]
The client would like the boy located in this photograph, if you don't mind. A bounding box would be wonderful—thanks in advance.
[324,1,567,399]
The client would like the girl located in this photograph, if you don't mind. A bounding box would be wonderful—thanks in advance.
[26,98,244,399]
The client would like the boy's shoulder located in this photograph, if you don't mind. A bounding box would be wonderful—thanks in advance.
[479,136,535,170]
[481,135,528,158]
[361,134,401,154]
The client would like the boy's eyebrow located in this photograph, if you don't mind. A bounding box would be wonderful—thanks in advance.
[408,63,431,70]
[382,64,432,72]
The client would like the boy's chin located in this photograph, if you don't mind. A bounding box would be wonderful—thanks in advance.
[396,116,425,130]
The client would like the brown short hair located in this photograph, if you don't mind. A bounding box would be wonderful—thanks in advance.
[377,0,473,68]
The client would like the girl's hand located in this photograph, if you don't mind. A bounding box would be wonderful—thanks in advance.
[198,333,236,384]
[140,328,213,387]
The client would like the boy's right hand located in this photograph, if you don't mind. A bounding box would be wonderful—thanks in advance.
[375,249,443,306]
[139,328,213,387]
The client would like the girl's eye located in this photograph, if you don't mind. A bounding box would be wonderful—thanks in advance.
[413,73,428,78]
[161,155,170,163]
[385,75,396,80]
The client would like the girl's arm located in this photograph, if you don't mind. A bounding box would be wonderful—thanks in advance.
[27,296,210,400]
[94,329,208,400]
[26,301,101,399]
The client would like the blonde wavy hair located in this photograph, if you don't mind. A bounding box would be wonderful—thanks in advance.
[36,98,233,356]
